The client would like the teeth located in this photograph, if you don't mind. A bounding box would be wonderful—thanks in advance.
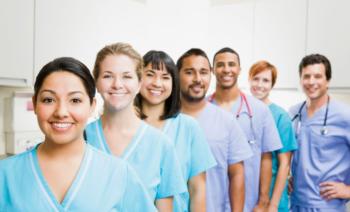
[149,90,161,96]
[52,122,72,129]
[110,93,125,96]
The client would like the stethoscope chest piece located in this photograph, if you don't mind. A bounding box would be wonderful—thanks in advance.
[321,126,328,135]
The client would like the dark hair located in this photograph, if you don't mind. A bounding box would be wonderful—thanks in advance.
[299,54,331,81]
[213,47,241,66]
[135,50,180,120]
[34,57,95,104]
[176,48,211,71]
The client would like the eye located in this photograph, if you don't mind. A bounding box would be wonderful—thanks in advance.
[41,97,55,104]
[228,62,236,67]
[162,75,171,80]
[185,70,192,75]
[123,74,133,79]
[102,74,112,79]
[71,98,82,104]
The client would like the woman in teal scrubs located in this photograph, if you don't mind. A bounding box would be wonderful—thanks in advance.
[248,60,298,211]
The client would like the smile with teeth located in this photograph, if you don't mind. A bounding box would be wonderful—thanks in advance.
[149,89,162,96]
[51,122,72,130]
[109,92,126,96]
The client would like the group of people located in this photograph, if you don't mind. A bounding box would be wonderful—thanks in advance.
[0,42,349,212]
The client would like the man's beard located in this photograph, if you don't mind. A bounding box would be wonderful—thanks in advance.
[180,89,206,103]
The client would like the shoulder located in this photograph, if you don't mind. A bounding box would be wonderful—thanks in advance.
[85,118,99,131]
[0,150,32,173]
[87,144,127,168]
[330,99,350,124]
[246,94,270,112]
[269,103,289,120]
[143,122,173,146]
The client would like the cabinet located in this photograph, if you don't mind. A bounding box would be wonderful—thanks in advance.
[0,0,34,87]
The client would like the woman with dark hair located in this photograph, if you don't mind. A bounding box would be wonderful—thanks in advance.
[0,57,155,211]
[85,43,186,212]
[135,50,216,212]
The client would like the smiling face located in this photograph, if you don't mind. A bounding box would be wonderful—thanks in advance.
[249,69,273,102]
[96,54,140,112]
[179,55,211,102]
[213,52,241,90]
[300,63,329,101]
[140,63,172,107]
[33,71,95,145]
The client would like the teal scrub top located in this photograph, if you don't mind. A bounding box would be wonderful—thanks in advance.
[0,144,156,212]
[85,119,187,202]
[269,103,298,211]
[162,113,217,212]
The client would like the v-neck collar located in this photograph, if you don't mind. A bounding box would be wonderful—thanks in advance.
[162,117,173,134]
[29,144,92,211]
[95,118,148,160]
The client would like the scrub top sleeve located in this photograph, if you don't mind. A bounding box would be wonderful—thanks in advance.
[156,138,187,199]
[188,122,217,179]
[227,119,253,165]
[276,113,298,154]
[261,108,282,153]
[121,164,157,212]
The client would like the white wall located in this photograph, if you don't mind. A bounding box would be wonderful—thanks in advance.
[1,0,350,157]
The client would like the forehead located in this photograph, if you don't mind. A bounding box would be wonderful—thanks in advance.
[182,55,210,70]
[100,54,137,73]
[40,71,86,93]
[144,62,168,73]
[301,63,326,76]
[214,52,239,63]
[253,69,272,78]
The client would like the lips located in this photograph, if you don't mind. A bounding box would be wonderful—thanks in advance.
[190,84,204,93]
[149,89,162,96]
[51,122,73,131]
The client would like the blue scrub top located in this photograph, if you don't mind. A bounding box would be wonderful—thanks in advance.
[0,144,156,212]
[268,103,298,211]
[197,102,253,212]
[211,93,282,212]
[289,99,350,210]
[85,119,186,202]
[162,113,217,212]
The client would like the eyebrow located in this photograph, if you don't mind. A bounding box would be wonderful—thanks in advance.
[40,90,85,96]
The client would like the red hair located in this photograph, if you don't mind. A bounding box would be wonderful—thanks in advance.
[249,60,277,87]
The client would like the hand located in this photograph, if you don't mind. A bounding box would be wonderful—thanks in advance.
[267,204,278,212]
[288,176,293,194]
[319,181,350,200]
[253,203,268,212]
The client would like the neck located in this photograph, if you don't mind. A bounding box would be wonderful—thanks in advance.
[38,138,85,159]
[181,97,207,118]
[102,104,141,131]
[214,84,240,103]
[142,101,166,129]
[307,94,329,112]
[262,97,272,105]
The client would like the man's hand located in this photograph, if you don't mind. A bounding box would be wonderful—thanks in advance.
[319,181,350,200]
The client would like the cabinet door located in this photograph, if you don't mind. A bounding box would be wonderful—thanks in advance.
[307,0,350,88]
[253,0,307,89]
[0,0,34,87]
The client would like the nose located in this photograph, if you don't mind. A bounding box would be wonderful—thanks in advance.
[112,76,123,89]
[152,76,162,87]
[54,101,69,118]
[193,71,202,83]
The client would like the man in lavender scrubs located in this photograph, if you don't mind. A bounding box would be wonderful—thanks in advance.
[177,48,253,212]
[210,47,282,212]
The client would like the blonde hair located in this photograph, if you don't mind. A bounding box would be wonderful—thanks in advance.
[93,42,143,80]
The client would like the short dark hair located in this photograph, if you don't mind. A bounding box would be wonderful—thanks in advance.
[34,57,95,104]
[299,54,332,81]
[176,48,211,71]
[135,50,180,120]
[213,47,241,66]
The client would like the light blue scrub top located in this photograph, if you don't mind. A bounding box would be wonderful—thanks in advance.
[162,113,217,212]
[0,144,156,212]
[289,99,350,211]
[196,102,253,212]
[269,103,298,211]
[211,93,282,212]
[85,119,186,202]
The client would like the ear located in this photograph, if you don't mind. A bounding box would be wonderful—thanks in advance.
[32,96,37,114]
[89,97,97,116]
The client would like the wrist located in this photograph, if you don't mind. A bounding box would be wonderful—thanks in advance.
[258,196,270,206]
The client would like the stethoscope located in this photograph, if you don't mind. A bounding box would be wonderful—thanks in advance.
[291,96,330,136]
[209,92,257,144]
